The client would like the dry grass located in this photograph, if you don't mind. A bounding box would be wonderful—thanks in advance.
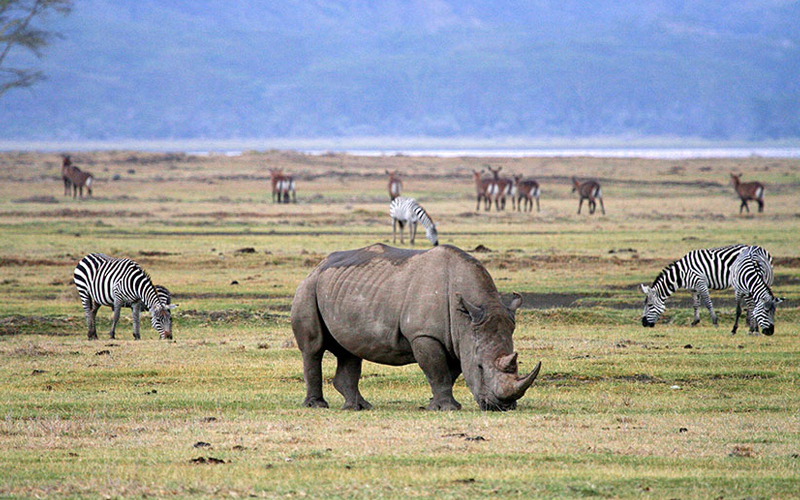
[0,151,799,498]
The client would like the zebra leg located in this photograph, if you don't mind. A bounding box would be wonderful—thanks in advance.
[83,298,99,340]
[731,298,742,335]
[412,336,461,410]
[332,352,372,410]
[691,291,701,326]
[131,302,142,340]
[109,300,122,339]
[697,285,718,326]
[409,221,416,245]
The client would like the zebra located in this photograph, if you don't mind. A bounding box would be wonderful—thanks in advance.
[73,253,175,340]
[639,244,773,327]
[730,246,783,336]
[389,196,438,246]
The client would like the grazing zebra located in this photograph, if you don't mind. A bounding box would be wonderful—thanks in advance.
[65,165,94,198]
[730,173,764,213]
[472,170,492,211]
[639,244,773,327]
[513,175,541,212]
[730,246,782,336]
[572,177,604,215]
[386,170,403,200]
[73,253,175,340]
[389,196,438,246]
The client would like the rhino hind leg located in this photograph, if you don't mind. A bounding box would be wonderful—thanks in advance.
[291,279,330,409]
[411,337,462,411]
[333,352,372,411]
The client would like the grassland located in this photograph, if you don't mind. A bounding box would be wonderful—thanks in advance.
[1,151,799,499]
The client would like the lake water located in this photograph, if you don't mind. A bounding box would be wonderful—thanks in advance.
[302,148,800,160]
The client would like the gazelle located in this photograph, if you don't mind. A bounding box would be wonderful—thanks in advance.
[487,166,511,211]
[386,170,403,200]
[472,170,492,211]
[513,175,541,212]
[730,173,764,213]
[572,177,604,215]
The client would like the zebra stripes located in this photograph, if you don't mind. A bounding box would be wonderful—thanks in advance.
[389,196,438,246]
[639,244,773,327]
[73,253,174,340]
[730,245,782,335]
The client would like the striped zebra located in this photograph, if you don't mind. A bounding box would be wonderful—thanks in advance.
[73,253,175,340]
[639,244,773,327]
[730,245,783,336]
[389,196,438,246]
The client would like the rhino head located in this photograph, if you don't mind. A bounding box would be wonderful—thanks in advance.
[455,292,541,411]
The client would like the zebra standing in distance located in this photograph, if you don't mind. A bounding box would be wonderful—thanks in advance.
[730,246,783,336]
[73,253,175,340]
[730,173,764,213]
[389,196,438,246]
[639,244,773,328]
[572,177,604,215]
[386,170,403,200]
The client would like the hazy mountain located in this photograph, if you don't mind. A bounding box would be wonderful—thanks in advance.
[2,0,798,141]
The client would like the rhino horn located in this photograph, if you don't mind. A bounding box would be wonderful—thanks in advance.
[508,361,541,400]
[496,352,518,373]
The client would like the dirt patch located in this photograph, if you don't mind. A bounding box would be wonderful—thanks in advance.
[12,196,59,204]
[0,257,74,267]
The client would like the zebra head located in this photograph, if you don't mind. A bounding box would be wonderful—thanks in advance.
[426,225,439,246]
[751,297,784,336]
[150,304,175,339]
[639,284,664,327]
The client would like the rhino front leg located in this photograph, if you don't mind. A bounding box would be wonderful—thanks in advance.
[333,352,372,410]
[411,337,461,411]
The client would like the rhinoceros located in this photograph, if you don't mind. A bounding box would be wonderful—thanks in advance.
[290,243,541,411]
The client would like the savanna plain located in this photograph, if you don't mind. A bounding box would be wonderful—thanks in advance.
[1,151,799,499]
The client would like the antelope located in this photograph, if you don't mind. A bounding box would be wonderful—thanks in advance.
[270,169,284,203]
[730,173,764,213]
[472,170,492,211]
[572,177,604,215]
[61,155,74,196]
[280,173,296,203]
[386,170,403,200]
[513,175,541,212]
[487,166,511,211]
[64,161,93,199]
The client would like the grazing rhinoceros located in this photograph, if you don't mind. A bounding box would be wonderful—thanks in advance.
[290,243,541,411]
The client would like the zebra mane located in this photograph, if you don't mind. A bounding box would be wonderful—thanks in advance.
[652,261,680,296]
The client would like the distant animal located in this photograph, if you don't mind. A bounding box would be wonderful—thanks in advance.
[61,155,74,196]
[73,253,175,340]
[389,196,438,246]
[639,244,772,328]
[65,164,94,198]
[269,169,284,203]
[730,245,782,336]
[572,177,604,215]
[290,243,541,411]
[386,170,403,200]
[280,173,296,203]
[472,170,492,211]
[730,173,764,213]
[513,175,541,212]
[487,166,511,211]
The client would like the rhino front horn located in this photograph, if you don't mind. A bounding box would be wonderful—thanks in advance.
[510,361,541,399]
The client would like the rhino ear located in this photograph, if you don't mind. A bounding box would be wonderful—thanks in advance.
[506,292,523,312]
[456,293,485,324]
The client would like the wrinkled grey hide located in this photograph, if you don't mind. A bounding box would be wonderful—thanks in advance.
[290,243,541,411]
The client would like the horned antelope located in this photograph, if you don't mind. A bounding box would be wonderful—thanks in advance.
[270,169,296,203]
[513,175,541,212]
[61,155,74,196]
[730,173,764,213]
[487,166,511,211]
[572,177,604,215]
[386,170,403,200]
[64,160,93,199]
[472,170,492,211]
